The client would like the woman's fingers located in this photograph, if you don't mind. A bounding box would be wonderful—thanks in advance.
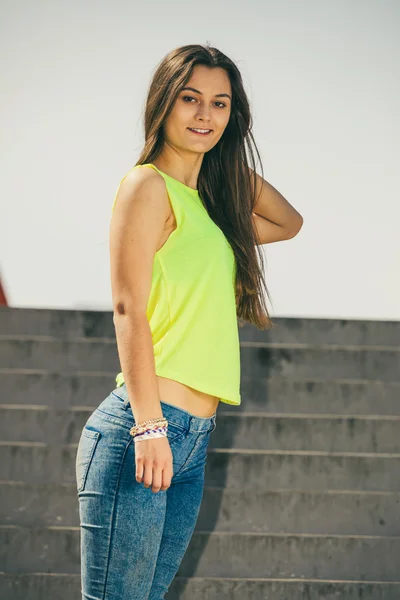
[142,461,153,489]
[136,461,172,493]
[151,466,162,493]
[134,438,173,492]
[135,456,144,483]
[161,461,173,491]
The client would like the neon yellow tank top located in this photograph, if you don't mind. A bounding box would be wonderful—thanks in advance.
[111,163,241,406]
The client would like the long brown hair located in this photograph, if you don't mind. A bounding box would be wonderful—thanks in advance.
[136,44,275,330]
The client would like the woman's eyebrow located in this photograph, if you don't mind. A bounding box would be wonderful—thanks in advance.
[180,86,231,100]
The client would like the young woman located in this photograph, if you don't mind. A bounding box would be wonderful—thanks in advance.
[76,43,303,600]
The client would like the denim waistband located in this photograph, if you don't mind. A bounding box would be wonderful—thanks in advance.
[111,383,217,433]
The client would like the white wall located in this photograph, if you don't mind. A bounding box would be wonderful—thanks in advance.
[1,0,399,320]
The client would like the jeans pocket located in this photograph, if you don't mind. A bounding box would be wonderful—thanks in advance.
[76,427,101,492]
[166,421,187,443]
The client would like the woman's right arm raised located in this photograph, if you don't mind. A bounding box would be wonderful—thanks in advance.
[109,167,169,425]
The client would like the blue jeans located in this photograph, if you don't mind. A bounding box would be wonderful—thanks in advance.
[75,383,217,599]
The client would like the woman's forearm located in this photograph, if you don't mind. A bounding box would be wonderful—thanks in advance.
[113,312,163,423]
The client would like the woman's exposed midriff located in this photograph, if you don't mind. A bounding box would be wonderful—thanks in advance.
[156,375,220,418]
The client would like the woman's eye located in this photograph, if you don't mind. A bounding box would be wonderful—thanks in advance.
[182,96,226,108]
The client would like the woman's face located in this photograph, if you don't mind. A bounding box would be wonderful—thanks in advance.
[163,64,232,155]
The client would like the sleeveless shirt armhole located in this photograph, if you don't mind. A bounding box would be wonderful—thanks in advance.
[114,164,181,257]
[141,165,182,258]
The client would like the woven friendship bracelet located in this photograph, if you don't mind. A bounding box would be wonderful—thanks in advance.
[130,422,168,441]
[130,418,168,438]
[133,425,168,439]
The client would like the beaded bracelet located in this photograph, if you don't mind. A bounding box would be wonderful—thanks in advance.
[130,416,168,441]
[132,424,168,442]
[131,416,167,433]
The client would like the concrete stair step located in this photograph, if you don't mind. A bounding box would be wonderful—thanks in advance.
[238,376,400,415]
[1,337,400,380]
[1,405,400,453]
[1,525,400,580]
[240,318,400,347]
[1,573,400,600]
[0,308,114,339]
[210,412,400,453]
[1,574,400,600]
[1,371,399,415]
[2,307,400,347]
[0,443,399,491]
[1,481,399,536]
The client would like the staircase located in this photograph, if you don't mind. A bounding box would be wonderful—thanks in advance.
[0,306,399,599]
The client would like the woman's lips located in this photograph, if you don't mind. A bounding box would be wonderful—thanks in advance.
[187,128,212,136]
